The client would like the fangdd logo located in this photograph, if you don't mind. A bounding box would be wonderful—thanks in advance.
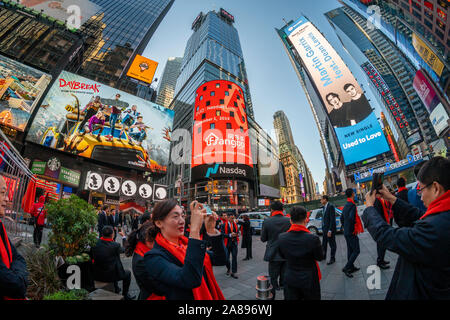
[59,79,101,93]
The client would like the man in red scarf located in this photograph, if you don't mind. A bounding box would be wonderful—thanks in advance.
[341,188,363,278]
[0,176,28,300]
[396,177,409,203]
[362,156,450,300]
[275,206,324,300]
[221,212,239,279]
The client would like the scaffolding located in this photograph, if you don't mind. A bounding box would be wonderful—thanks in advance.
[0,130,35,243]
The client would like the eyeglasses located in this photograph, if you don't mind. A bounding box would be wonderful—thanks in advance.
[417,183,433,194]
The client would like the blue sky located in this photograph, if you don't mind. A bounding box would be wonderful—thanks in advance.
[143,0,380,192]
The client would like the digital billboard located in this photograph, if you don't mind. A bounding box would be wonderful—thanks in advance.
[191,80,253,181]
[0,55,52,131]
[126,55,159,85]
[26,71,174,173]
[284,16,390,165]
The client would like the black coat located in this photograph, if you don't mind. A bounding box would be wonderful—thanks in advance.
[322,203,336,234]
[97,211,107,233]
[0,223,28,299]
[132,251,161,300]
[238,220,252,249]
[144,235,226,300]
[362,199,450,300]
[261,214,291,262]
[341,202,357,236]
[91,239,126,282]
[396,189,409,203]
[275,230,324,299]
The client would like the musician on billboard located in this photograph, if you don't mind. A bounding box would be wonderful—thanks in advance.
[326,93,352,128]
[344,83,372,123]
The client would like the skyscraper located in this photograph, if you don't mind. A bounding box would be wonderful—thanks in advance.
[68,0,175,96]
[156,57,183,108]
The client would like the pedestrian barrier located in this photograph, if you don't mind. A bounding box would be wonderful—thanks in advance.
[255,275,273,300]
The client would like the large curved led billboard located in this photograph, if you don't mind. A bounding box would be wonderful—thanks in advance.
[284,16,390,165]
[191,80,253,180]
[26,71,174,173]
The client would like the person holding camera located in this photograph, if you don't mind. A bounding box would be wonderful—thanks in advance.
[362,156,450,299]
[144,199,226,300]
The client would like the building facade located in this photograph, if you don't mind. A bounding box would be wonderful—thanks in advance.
[156,57,183,108]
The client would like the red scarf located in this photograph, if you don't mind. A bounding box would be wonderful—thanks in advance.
[134,241,151,257]
[155,233,224,300]
[347,198,364,235]
[397,186,408,193]
[420,190,450,220]
[287,224,322,281]
[379,199,390,223]
[100,237,114,242]
[224,221,239,247]
[271,210,283,217]
[0,222,12,269]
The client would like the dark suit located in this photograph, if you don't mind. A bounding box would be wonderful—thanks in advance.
[275,230,324,300]
[238,219,252,259]
[221,221,239,273]
[261,214,291,298]
[396,189,409,203]
[363,198,450,299]
[341,202,360,272]
[0,222,28,299]
[373,199,388,264]
[97,211,107,234]
[321,203,337,261]
[91,238,131,296]
[132,251,162,300]
[144,235,226,300]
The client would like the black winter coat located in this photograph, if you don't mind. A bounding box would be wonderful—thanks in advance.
[362,199,450,300]
[238,220,252,249]
[132,250,161,300]
[91,239,126,282]
[341,202,356,236]
[322,203,336,234]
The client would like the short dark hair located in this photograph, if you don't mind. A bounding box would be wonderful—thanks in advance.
[101,225,114,238]
[322,195,329,201]
[102,205,108,211]
[141,212,151,224]
[417,156,450,191]
[290,206,308,223]
[345,188,354,198]
[397,177,406,188]
[270,201,283,211]
[344,83,355,91]
[414,161,427,178]
[325,92,340,105]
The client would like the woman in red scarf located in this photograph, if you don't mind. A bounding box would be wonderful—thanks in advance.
[144,199,226,300]
[274,206,324,300]
[0,176,28,300]
[363,156,450,300]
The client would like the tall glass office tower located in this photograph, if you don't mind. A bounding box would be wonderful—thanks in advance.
[68,0,175,95]
[157,57,183,108]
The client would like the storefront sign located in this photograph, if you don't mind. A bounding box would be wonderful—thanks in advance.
[103,176,121,195]
[59,167,81,186]
[153,184,168,201]
[31,159,81,187]
[138,183,153,199]
[121,180,137,197]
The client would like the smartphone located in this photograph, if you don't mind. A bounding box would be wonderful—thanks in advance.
[371,173,384,192]
[203,204,213,215]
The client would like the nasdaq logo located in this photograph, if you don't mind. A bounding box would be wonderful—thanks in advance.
[205,164,220,178]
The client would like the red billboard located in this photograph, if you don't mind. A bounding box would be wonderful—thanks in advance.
[191,80,253,180]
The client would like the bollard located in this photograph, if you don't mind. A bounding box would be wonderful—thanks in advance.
[256,275,273,300]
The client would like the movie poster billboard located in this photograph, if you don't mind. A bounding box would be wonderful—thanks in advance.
[191,80,254,181]
[0,55,52,131]
[284,16,390,165]
[26,71,174,173]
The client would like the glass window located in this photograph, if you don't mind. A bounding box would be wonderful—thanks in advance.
[206,101,210,106]
[316,211,323,219]
[210,91,215,96]
[216,83,220,88]
[225,91,229,96]
[220,99,225,104]
[198,127,201,133]
[202,113,206,119]
[210,123,215,129]
[200,96,203,101]
[230,111,234,117]
[216,110,221,116]
[226,123,232,129]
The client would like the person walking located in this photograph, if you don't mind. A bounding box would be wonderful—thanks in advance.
[320,195,336,265]
[238,214,253,260]
[30,195,47,248]
[275,206,324,300]
[222,213,239,279]
[144,199,226,300]
[0,177,28,300]
[341,188,364,278]
[363,156,450,299]
[261,201,291,300]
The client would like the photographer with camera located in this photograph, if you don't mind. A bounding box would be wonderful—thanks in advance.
[362,156,450,299]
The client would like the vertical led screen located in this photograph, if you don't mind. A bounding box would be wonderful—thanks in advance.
[191,80,253,181]
[284,16,390,165]
[26,71,174,173]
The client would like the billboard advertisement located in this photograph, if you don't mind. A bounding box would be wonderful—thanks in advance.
[284,16,390,165]
[0,55,52,131]
[19,0,100,30]
[191,80,253,181]
[413,69,449,136]
[412,33,445,77]
[26,71,174,173]
[126,55,159,85]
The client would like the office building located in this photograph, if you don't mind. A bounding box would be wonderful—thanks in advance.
[156,57,183,108]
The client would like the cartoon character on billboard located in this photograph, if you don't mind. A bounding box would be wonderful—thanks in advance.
[139,62,149,73]
[78,96,103,133]
[128,115,153,146]
[119,104,140,138]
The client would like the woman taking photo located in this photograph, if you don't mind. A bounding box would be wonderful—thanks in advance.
[144,199,226,300]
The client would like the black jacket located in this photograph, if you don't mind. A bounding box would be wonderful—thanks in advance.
[261,214,291,262]
[0,222,28,299]
[132,250,161,300]
[238,220,252,249]
[341,202,356,236]
[362,199,450,300]
[322,203,336,234]
[91,239,126,282]
[144,235,226,300]
[275,230,324,299]
[97,211,107,233]
[396,189,409,203]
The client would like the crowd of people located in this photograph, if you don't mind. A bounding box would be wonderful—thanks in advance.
[0,156,449,300]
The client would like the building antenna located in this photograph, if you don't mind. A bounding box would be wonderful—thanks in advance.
[282,18,289,26]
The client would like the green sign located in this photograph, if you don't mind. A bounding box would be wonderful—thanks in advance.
[59,167,81,186]
[31,161,46,175]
